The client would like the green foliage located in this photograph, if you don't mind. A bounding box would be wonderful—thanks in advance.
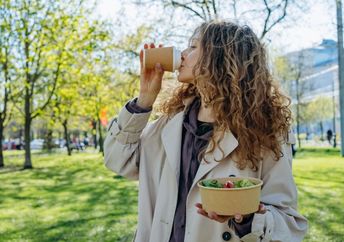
[303,97,333,124]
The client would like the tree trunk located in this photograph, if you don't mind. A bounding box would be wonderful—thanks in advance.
[23,87,32,169]
[319,121,324,141]
[63,119,72,156]
[0,122,4,168]
[23,115,32,169]
[97,117,104,155]
[45,129,53,153]
[92,119,97,149]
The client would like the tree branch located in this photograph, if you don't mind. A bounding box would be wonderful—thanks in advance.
[170,1,206,20]
[203,0,212,20]
[260,0,289,39]
[31,55,62,120]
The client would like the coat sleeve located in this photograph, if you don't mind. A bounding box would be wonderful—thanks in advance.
[240,131,308,242]
[103,102,152,180]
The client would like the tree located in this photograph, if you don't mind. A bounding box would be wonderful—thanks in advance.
[0,0,15,167]
[303,97,333,141]
[4,0,96,168]
[134,0,306,39]
[273,53,311,148]
[42,17,111,156]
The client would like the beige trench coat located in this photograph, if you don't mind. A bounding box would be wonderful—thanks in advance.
[104,97,308,242]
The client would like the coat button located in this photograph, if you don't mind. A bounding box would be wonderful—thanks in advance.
[222,231,232,241]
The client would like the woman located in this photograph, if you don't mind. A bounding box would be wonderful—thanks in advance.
[104,20,308,242]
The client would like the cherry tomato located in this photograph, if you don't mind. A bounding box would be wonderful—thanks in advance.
[224,181,234,188]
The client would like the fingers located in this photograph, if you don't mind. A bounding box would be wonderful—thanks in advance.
[140,50,144,72]
[195,204,229,223]
[194,203,266,225]
[257,203,267,214]
[195,203,208,217]
[141,43,162,71]
[143,43,162,49]
[140,44,149,73]
[196,207,208,217]
[153,63,164,78]
[234,214,243,223]
[195,203,203,209]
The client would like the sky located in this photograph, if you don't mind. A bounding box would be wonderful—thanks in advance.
[93,0,338,54]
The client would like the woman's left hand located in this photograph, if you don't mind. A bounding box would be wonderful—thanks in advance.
[195,203,267,223]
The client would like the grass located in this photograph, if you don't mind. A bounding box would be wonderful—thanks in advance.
[0,151,138,242]
[0,148,343,241]
[293,148,344,242]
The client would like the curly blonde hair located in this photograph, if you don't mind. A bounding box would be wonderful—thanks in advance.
[159,20,292,171]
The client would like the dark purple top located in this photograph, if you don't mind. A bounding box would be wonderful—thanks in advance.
[169,98,214,242]
[125,97,253,240]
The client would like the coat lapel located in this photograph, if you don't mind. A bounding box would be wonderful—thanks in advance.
[190,130,239,190]
[160,96,195,183]
[160,95,239,191]
[161,112,184,183]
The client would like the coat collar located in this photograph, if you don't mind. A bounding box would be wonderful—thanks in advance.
[190,130,238,190]
[161,96,239,188]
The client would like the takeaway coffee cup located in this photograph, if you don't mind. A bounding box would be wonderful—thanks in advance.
[143,46,181,72]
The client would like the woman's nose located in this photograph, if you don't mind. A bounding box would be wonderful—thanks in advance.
[181,50,186,60]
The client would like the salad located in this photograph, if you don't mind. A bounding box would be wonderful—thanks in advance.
[201,179,255,188]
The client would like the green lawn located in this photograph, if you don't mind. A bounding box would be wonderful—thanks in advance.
[0,151,138,242]
[0,148,343,242]
[293,148,344,242]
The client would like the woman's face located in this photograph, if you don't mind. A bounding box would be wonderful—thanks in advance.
[177,38,200,84]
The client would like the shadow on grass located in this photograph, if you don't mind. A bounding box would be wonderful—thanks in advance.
[0,155,138,242]
[298,185,344,241]
[295,147,341,158]
[0,165,25,174]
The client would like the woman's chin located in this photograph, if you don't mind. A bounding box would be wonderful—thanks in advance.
[177,75,192,83]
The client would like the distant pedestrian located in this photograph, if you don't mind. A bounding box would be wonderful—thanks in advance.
[327,129,333,145]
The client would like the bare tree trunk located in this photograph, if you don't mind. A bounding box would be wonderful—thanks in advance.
[0,122,4,168]
[319,121,324,141]
[23,86,32,169]
[97,117,104,155]
[63,119,72,156]
[24,117,32,169]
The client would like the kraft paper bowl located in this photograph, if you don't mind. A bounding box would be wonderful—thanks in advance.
[197,177,263,216]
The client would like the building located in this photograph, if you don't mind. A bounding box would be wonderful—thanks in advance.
[285,39,339,141]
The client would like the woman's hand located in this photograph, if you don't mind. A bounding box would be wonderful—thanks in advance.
[137,43,165,109]
[195,203,267,223]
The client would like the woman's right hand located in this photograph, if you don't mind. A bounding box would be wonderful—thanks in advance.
[137,43,165,109]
